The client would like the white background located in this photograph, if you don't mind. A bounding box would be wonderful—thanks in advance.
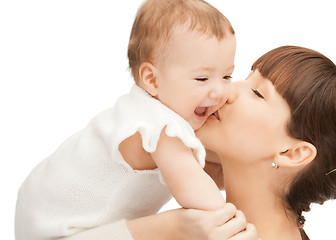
[1,0,335,239]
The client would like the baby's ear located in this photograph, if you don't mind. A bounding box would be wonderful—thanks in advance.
[275,140,317,169]
[138,62,158,97]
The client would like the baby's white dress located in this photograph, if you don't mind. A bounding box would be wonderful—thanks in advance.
[15,84,205,240]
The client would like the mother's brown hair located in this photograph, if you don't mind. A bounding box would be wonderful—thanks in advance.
[252,46,336,227]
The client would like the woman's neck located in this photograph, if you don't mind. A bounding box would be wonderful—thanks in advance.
[221,160,302,240]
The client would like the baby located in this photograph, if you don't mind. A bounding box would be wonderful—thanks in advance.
[15,0,236,239]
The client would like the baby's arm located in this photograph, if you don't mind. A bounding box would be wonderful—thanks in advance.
[151,130,226,211]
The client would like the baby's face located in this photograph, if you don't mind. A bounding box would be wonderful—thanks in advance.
[154,27,236,130]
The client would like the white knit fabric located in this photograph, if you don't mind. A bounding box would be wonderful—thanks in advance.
[61,220,134,240]
[15,84,206,240]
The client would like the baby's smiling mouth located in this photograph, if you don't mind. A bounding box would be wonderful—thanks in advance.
[194,106,208,117]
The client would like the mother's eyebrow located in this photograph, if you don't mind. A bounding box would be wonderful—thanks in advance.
[260,78,277,100]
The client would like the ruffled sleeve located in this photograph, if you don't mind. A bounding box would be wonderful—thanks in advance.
[111,84,206,168]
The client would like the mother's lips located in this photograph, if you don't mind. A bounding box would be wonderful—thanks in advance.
[213,110,220,120]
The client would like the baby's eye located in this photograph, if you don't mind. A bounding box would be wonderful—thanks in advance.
[223,76,232,80]
[195,77,208,81]
[252,89,265,99]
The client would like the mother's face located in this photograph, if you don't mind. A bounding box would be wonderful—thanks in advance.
[196,70,292,162]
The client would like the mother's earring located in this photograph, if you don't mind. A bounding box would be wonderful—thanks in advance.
[272,161,279,169]
[272,149,288,169]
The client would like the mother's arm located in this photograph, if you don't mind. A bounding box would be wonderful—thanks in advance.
[61,208,237,240]
[61,205,258,240]
[62,151,249,240]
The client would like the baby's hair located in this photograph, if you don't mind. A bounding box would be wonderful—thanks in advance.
[252,46,336,231]
[127,0,234,82]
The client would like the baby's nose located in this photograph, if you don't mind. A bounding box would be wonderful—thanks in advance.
[209,89,221,99]
[209,80,227,99]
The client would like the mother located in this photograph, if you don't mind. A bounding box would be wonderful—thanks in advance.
[196,45,336,239]
[64,46,335,240]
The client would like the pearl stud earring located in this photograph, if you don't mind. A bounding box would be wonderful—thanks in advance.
[272,161,279,169]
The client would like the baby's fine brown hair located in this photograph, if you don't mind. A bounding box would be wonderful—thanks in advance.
[127,0,234,82]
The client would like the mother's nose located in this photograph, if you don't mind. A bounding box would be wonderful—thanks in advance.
[226,81,238,104]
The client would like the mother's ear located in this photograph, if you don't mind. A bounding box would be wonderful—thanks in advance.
[138,62,158,97]
[275,141,317,169]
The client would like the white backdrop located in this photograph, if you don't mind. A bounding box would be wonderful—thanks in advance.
[1,0,335,239]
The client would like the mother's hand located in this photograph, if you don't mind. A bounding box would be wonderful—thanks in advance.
[128,203,258,240]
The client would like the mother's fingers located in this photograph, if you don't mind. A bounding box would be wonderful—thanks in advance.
[214,210,247,239]
[229,223,258,240]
